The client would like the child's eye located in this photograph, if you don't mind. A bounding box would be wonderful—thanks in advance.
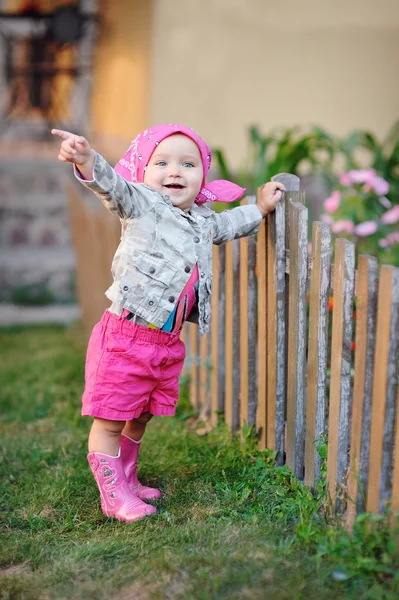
[183,162,194,168]
[156,161,167,166]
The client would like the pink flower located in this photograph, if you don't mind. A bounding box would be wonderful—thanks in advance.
[331,220,355,234]
[379,232,399,247]
[380,205,399,225]
[320,214,334,225]
[369,176,390,196]
[386,232,399,245]
[354,221,378,237]
[379,196,392,209]
[340,169,376,187]
[323,190,341,213]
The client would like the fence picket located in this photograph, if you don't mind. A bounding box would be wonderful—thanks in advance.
[266,199,287,461]
[391,387,399,518]
[247,197,258,428]
[211,245,220,425]
[225,241,234,429]
[346,255,378,525]
[256,210,268,449]
[286,201,308,479]
[67,184,106,330]
[326,238,355,507]
[367,267,399,512]
[304,222,331,488]
[217,246,226,417]
[240,199,250,428]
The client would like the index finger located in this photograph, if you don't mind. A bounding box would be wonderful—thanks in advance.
[51,129,74,140]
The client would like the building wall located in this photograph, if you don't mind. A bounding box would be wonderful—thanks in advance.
[90,0,153,156]
[148,0,399,167]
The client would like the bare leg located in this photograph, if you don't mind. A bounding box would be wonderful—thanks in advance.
[88,417,125,455]
[123,411,154,441]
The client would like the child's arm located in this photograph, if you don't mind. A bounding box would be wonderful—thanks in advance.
[211,181,285,244]
[51,129,154,219]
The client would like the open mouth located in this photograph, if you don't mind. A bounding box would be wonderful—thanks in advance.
[164,183,185,190]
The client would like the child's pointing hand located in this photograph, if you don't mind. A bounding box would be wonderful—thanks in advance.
[257,181,286,217]
[51,129,95,179]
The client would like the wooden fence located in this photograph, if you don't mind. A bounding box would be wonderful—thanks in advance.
[68,174,399,523]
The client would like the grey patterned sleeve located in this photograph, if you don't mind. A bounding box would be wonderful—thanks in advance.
[211,204,263,244]
[74,152,156,219]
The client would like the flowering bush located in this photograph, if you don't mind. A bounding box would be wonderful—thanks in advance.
[320,168,399,266]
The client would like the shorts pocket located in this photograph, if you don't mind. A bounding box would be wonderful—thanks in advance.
[104,330,134,354]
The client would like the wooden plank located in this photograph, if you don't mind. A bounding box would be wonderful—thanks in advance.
[286,201,308,479]
[391,387,399,519]
[225,241,234,429]
[217,245,226,416]
[346,255,378,526]
[367,266,399,513]
[232,238,241,431]
[271,174,302,463]
[326,238,355,508]
[66,184,104,331]
[256,209,268,449]
[211,244,220,425]
[240,199,249,428]
[247,196,258,428]
[266,198,286,462]
[304,222,331,487]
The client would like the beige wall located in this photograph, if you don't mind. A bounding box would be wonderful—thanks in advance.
[148,0,399,167]
[91,0,153,156]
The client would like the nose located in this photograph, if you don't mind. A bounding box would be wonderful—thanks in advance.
[168,162,182,178]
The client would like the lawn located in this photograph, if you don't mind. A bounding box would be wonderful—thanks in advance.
[0,325,398,600]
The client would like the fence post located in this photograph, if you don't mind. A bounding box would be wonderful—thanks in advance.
[286,200,308,479]
[304,222,331,488]
[326,238,356,508]
[346,255,378,524]
[264,173,304,463]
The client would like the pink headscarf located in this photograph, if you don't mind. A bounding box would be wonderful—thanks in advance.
[114,124,245,205]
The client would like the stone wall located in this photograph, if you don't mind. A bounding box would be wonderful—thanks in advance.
[0,142,77,304]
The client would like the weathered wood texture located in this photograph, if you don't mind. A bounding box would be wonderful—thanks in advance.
[256,201,268,449]
[286,201,308,479]
[304,222,331,487]
[240,199,249,428]
[211,244,220,425]
[225,240,234,429]
[326,238,355,507]
[67,183,120,331]
[367,267,399,513]
[247,196,258,427]
[346,255,378,525]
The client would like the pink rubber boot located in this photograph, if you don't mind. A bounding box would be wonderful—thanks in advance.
[120,434,162,501]
[87,450,157,523]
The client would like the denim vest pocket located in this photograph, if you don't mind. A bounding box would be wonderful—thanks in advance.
[133,250,177,286]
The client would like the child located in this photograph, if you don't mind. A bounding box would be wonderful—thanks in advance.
[52,124,285,523]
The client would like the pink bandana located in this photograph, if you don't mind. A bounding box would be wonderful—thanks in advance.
[114,124,245,205]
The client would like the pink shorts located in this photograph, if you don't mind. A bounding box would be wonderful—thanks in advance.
[82,310,186,421]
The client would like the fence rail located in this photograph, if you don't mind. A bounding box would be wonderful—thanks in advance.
[68,175,399,523]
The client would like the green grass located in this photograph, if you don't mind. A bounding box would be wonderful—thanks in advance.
[0,325,398,599]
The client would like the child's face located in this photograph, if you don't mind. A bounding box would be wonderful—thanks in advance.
[144,134,204,212]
